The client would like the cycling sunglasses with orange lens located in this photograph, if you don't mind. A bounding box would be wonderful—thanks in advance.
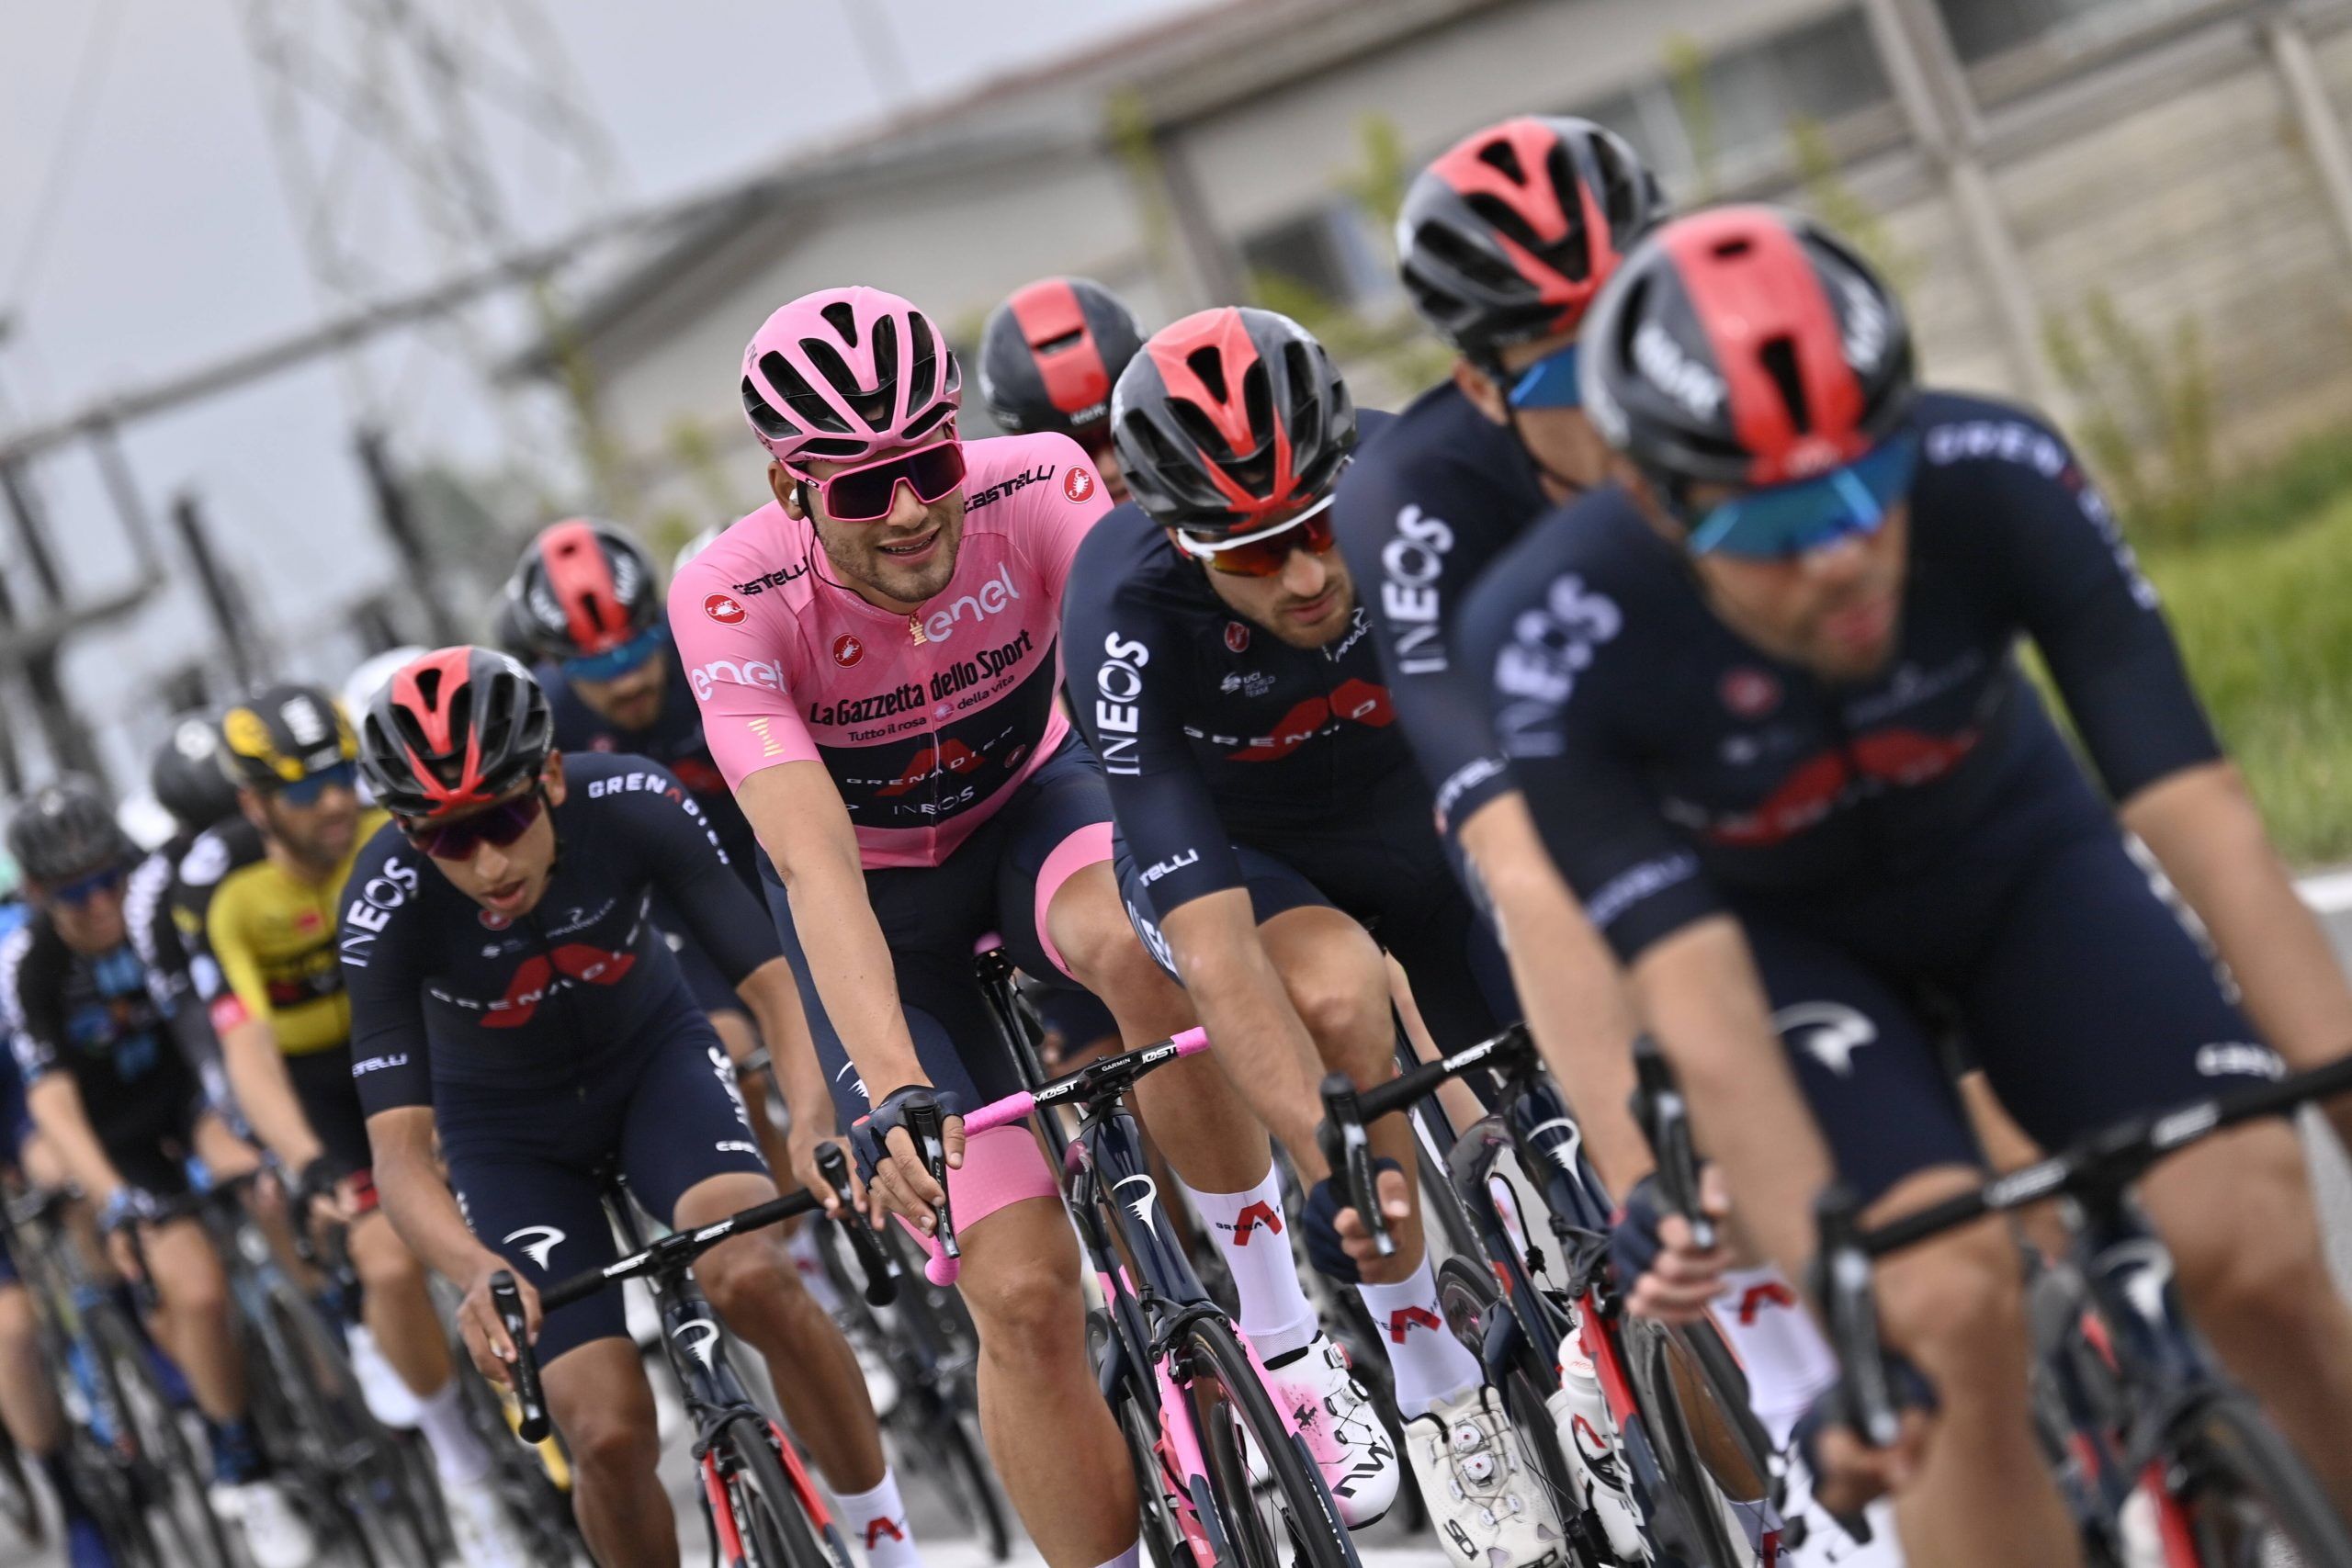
[801,438,967,525]
[1171,491,1340,578]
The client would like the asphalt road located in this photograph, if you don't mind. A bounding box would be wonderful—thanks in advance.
[8,897,2352,1566]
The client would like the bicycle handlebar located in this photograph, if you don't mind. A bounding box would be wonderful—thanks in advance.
[1628,1034,1715,1253]
[491,1271,550,1444]
[923,1026,1211,1286]
[1818,1044,2352,1458]
[1317,1025,1532,1258]
[817,1143,898,1306]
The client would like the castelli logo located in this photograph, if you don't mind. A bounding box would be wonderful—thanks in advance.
[1720,667,1782,720]
[832,634,865,668]
[703,593,745,624]
[1224,622,1250,654]
[1064,467,1095,503]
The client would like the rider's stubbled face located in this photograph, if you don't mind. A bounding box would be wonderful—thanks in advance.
[253,778,361,872]
[1676,493,1912,682]
[775,448,967,613]
[1198,531,1357,651]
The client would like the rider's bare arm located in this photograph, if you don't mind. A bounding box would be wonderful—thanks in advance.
[1626,915,1833,1281]
[737,761,927,1097]
[1159,886,1333,1175]
[24,1074,129,1205]
[368,1106,503,1287]
[216,1016,326,1171]
[1459,791,1656,1193]
[2123,760,2352,1085]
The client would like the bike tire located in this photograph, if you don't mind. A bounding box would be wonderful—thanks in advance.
[1179,1314,1358,1568]
[454,1343,588,1563]
[712,1414,842,1568]
[1116,1382,1200,1568]
[87,1305,234,1568]
[263,1284,438,1568]
[2167,1390,2352,1567]
[0,1424,37,1542]
[65,1429,163,1568]
[1620,1314,1765,1567]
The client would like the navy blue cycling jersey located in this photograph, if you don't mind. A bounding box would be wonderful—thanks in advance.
[1461,389,2222,964]
[338,752,783,1117]
[1062,412,1418,915]
[537,636,760,889]
[0,912,200,1148]
[1334,381,1548,839]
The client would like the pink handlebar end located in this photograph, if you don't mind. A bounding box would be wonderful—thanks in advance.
[1172,1026,1210,1055]
[926,1253,963,1286]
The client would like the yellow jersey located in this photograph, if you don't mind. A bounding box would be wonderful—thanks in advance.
[198,809,389,1055]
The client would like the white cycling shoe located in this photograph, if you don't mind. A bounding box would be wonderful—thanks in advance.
[346,1323,421,1429]
[209,1476,318,1568]
[1405,1384,1568,1568]
[443,1472,536,1568]
[1776,1444,1906,1567]
[1256,1332,1400,1526]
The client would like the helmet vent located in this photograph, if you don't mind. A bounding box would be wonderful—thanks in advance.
[820,300,861,345]
[1476,138,1525,184]
[1184,347,1229,404]
[741,377,798,440]
[763,351,854,435]
[1759,336,1812,434]
[1712,236,1754,260]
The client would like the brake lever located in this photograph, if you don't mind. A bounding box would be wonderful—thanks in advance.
[817,1143,899,1306]
[1317,1072,1395,1259]
[903,1099,958,1266]
[490,1271,549,1444]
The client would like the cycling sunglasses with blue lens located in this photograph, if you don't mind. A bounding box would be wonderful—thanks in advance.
[562,625,665,682]
[1506,343,1582,411]
[1681,433,1921,560]
[46,865,126,908]
[274,761,358,807]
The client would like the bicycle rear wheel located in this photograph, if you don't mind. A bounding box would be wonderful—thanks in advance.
[263,1285,437,1567]
[1179,1314,1358,1568]
[2165,1392,2352,1567]
[926,1407,1012,1561]
[712,1414,845,1568]
[88,1306,232,1568]
[1620,1314,1773,1566]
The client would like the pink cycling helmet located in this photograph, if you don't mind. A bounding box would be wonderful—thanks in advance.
[740,286,963,469]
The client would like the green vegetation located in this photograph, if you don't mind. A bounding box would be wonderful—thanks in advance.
[2144,485,2352,865]
[2045,288,2216,547]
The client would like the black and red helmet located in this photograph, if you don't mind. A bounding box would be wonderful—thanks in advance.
[978,277,1146,443]
[1109,308,1356,536]
[506,520,660,661]
[1397,115,1665,359]
[1579,206,1916,488]
[356,647,554,820]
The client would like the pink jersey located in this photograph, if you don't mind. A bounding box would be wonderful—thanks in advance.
[669,433,1109,868]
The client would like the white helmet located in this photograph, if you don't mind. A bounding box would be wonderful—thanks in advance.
[341,646,430,722]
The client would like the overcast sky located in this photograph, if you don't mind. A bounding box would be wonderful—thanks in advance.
[0,0,1203,789]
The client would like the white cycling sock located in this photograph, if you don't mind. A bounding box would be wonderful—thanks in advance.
[1357,1258,1481,1417]
[1091,1540,1142,1568]
[786,1224,845,1316]
[835,1470,917,1568]
[412,1377,492,1486]
[1182,1168,1320,1361]
[1709,1265,1838,1447]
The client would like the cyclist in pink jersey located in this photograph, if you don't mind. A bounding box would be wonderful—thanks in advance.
[670,287,1399,1568]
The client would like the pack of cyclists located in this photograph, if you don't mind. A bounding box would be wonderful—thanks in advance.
[0,102,2340,1568]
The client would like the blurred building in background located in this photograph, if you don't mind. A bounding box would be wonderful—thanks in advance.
[522,0,2352,538]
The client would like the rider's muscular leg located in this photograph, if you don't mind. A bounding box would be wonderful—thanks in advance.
[1051,865,1266,1192]
[545,1339,675,1568]
[957,1196,1138,1568]
[143,1218,248,1422]
[1869,1170,2082,1568]
[685,1177,885,1495]
[0,1286,61,1456]
[1261,907,1423,1283]
[347,1212,457,1394]
[2147,1121,2352,1512]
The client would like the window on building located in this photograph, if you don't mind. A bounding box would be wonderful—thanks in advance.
[1565,8,1894,198]
[1239,202,1398,313]
[1930,0,2194,63]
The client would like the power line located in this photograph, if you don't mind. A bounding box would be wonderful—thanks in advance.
[6,0,130,307]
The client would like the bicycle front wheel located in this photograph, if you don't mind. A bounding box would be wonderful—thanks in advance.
[2166,1391,2352,1567]
[88,1306,233,1568]
[711,1415,845,1568]
[1620,1314,1774,1567]
[1178,1314,1358,1568]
